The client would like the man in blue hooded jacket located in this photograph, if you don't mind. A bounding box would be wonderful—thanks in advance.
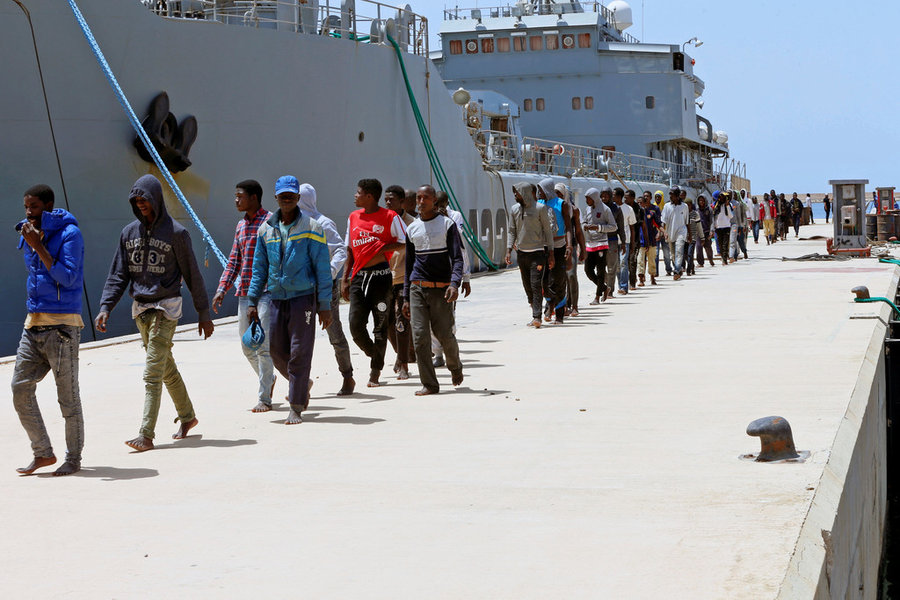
[12,184,85,476]
[96,174,214,452]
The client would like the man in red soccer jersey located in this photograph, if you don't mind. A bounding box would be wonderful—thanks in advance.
[340,179,407,388]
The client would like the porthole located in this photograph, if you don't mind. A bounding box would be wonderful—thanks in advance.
[562,35,575,49]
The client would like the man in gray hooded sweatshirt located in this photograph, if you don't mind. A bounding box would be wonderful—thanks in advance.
[505,182,553,328]
[96,174,213,452]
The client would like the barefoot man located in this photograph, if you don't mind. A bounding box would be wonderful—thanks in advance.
[246,176,333,425]
[12,184,85,476]
[402,185,465,395]
[96,174,214,451]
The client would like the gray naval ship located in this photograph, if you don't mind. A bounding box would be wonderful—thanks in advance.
[1,0,747,355]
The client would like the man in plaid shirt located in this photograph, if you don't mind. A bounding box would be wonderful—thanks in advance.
[212,179,274,412]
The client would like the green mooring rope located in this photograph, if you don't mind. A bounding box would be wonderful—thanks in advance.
[385,33,498,270]
[854,297,900,318]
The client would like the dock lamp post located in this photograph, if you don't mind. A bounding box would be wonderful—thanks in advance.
[682,37,703,51]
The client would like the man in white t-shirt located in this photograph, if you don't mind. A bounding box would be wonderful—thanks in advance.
[805,193,814,223]
[614,187,636,294]
[660,187,690,280]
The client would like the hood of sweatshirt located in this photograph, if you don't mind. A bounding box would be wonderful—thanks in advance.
[129,174,168,227]
[513,181,537,209]
[538,178,556,202]
[298,183,321,217]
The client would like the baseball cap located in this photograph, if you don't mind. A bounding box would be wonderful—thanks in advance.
[275,175,300,195]
[242,319,266,352]
[669,185,681,194]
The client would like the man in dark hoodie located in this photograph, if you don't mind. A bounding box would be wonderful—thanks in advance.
[506,182,553,328]
[12,184,85,476]
[96,174,213,452]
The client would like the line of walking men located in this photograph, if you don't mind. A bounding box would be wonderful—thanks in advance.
[12,174,469,475]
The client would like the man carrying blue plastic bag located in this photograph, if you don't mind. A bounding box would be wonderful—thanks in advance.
[247,175,332,425]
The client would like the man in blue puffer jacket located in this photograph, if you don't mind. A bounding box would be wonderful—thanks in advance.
[247,175,333,425]
[12,184,85,476]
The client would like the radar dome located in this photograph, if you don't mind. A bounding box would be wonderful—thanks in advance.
[607,1,633,31]
[714,130,728,145]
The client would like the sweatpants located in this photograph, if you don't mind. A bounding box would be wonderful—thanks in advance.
[327,278,354,378]
[517,249,546,320]
[410,284,462,392]
[566,257,580,310]
[715,227,731,258]
[697,236,715,265]
[348,265,393,374]
[603,240,619,293]
[542,245,567,321]
[584,248,607,297]
[388,282,414,366]
[270,294,317,412]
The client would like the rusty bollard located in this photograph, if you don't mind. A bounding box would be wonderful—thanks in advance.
[851,286,870,300]
[746,416,799,462]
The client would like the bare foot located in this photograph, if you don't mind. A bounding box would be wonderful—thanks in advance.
[415,387,438,396]
[125,436,154,452]
[16,456,56,475]
[251,401,272,413]
[172,417,198,440]
[285,409,303,424]
[367,379,381,388]
[367,370,381,388]
[571,308,579,317]
[337,377,355,396]
[53,461,80,476]
[397,365,409,380]
[451,369,464,386]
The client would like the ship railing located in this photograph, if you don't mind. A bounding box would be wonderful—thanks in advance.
[441,2,640,44]
[471,128,521,170]
[143,0,429,56]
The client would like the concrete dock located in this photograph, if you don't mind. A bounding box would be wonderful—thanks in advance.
[0,223,895,599]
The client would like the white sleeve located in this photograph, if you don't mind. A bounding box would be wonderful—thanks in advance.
[390,215,406,242]
[450,211,472,279]
[344,217,351,247]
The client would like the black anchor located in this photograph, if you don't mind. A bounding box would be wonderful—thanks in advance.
[133,91,198,173]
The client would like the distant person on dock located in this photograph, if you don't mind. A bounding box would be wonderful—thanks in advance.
[506,182,553,327]
[805,193,814,223]
[615,187,637,294]
[601,187,625,300]
[582,187,616,300]
[730,191,749,260]
[748,195,761,244]
[96,174,213,451]
[402,185,465,395]
[342,178,407,387]
[432,190,471,367]
[684,198,703,276]
[537,178,572,322]
[212,179,275,412]
[384,185,416,380]
[12,184,85,476]
[298,182,354,396]
[246,175,333,425]
[558,183,586,316]
[660,186,690,280]
[696,195,716,266]
[824,195,831,223]
[637,191,661,285]
[624,189,644,290]
[712,190,733,264]
[790,192,803,237]
[654,189,669,277]
[778,193,791,241]
[762,193,777,245]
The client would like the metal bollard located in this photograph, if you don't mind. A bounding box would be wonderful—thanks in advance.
[746,416,799,462]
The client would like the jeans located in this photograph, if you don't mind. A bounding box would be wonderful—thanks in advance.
[736,228,748,257]
[135,310,195,440]
[517,249,546,320]
[660,239,672,275]
[793,213,801,235]
[410,285,462,392]
[238,294,275,405]
[628,244,638,288]
[685,239,696,273]
[617,244,630,291]
[327,278,354,377]
[604,240,619,293]
[270,294,317,411]
[668,234,686,274]
[751,220,760,242]
[729,224,739,259]
[637,245,657,277]
[698,237,715,266]
[348,265,393,373]
[12,325,84,463]
[566,257,579,310]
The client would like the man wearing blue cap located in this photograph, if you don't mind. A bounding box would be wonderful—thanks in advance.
[247,175,333,425]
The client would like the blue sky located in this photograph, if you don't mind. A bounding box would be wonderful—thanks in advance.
[415,0,900,193]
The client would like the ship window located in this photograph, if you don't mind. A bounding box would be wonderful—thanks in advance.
[524,98,533,112]
[529,36,543,51]
[465,39,478,54]
[449,40,462,55]
[578,33,592,48]
[536,98,545,111]
[545,35,559,50]
[645,96,655,109]
[481,38,494,53]
[513,36,527,52]
[584,96,594,109]
[497,37,510,52]
[572,97,581,110]
[562,34,575,49]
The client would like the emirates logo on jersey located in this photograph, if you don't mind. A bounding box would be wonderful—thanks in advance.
[372,224,384,234]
